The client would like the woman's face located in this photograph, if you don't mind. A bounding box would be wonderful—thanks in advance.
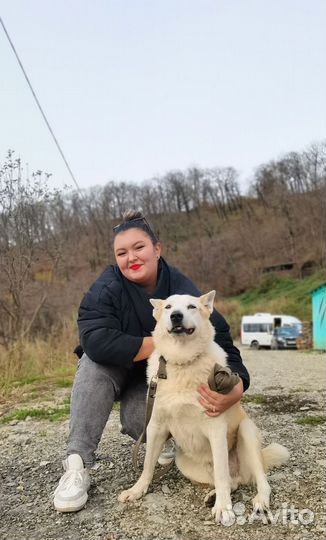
[114,228,161,292]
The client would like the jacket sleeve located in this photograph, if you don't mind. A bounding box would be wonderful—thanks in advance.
[172,268,250,391]
[78,282,143,368]
[210,310,250,391]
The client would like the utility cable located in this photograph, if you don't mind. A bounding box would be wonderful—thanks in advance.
[0,15,83,196]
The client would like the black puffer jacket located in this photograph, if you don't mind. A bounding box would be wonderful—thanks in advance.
[78,259,250,391]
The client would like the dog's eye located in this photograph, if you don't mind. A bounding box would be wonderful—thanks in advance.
[165,304,172,310]
[187,304,196,310]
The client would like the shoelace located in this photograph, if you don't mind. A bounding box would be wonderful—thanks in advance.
[55,469,85,493]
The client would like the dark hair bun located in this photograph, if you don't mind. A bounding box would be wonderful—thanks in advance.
[122,209,144,223]
[114,209,158,244]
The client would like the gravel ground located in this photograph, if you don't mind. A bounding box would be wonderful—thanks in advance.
[0,346,325,540]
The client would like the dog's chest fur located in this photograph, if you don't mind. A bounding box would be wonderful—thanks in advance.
[147,342,227,423]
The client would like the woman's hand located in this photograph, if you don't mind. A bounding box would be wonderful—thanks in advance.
[197,379,244,416]
[133,336,155,362]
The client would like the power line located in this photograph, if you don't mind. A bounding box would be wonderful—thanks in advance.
[0,15,83,196]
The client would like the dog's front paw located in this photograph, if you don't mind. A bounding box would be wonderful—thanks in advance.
[252,493,270,513]
[118,485,146,503]
[212,503,235,526]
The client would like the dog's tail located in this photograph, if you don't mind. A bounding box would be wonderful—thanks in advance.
[262,443,290,472]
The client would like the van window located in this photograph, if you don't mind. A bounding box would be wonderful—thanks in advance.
[243,323,273,333]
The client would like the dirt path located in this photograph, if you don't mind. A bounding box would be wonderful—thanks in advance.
[0,347,325,540]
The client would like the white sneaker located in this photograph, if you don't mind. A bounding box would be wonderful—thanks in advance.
[158,438,175,466]
[54,454,90,512]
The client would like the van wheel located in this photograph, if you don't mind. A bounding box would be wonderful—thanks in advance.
[250,340,260,350]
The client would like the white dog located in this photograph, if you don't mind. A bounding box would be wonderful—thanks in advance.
[118,291,289,525]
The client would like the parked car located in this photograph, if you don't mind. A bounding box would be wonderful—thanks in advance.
[270,326,301,350]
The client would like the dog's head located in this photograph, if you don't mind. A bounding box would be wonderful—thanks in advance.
[150,291,216,341]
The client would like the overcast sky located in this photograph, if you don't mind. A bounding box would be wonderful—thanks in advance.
[1,0,325,193]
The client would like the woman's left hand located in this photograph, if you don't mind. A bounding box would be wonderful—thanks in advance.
[197,379,244,416]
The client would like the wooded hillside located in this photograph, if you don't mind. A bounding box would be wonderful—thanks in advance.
[0,141,325,346]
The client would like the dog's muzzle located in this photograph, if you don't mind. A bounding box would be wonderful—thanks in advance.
[168,311,195,335]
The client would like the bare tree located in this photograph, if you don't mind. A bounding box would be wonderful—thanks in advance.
[0,151,62,346]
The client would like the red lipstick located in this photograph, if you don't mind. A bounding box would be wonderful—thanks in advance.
[130,264,142,270]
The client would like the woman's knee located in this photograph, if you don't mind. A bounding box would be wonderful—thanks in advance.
[73,354,129,398]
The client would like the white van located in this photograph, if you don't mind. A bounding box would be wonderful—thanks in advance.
[241,313,302,349]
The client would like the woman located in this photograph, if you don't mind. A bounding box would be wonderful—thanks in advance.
[53,210,250,512]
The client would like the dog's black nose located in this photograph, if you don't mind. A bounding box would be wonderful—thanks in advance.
[170,311,183,324]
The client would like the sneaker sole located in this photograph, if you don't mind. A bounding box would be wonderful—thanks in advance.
[54,492,88,513]
[157,456,174,466]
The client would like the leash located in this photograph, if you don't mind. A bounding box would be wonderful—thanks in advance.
[132,356,174,481]
[132,357,240,480]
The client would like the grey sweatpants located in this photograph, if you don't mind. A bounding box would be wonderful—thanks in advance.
[67,354,147,466]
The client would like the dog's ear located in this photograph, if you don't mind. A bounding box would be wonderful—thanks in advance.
[199,290,216,313]
[149,298,164,320]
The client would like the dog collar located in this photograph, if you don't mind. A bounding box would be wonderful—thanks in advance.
[158,355,240,394]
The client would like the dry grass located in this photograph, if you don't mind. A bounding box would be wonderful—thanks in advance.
[251,297,289,315]
[214,298,243,338]
[0,317,78,402]
[214,298,241,317]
